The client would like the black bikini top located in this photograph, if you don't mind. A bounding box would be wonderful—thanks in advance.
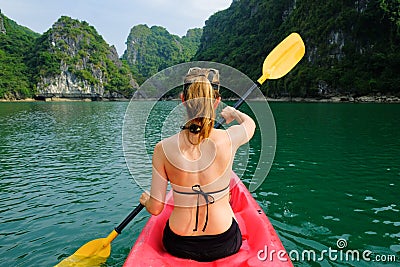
[173,184,230,232]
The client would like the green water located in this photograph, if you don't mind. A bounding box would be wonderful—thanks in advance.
[0,102,399,266]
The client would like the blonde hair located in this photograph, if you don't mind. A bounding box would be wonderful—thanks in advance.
[182,68,220,144]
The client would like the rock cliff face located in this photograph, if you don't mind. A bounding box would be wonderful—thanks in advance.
[31,16,137,99]
[37,64,104,98]
[0,10,6,34]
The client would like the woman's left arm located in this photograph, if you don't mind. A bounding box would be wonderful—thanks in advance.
[139,142,168,215]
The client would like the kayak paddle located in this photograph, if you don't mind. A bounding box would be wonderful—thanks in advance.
[55,205,143,266]
[55,32,305,266]
[215,32,305,127]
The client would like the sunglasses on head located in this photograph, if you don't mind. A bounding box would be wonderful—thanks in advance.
[185,67,220,91]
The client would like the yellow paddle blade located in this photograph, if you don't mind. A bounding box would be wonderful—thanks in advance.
[55,230,118,267]
[257,32,305,84]
[55,253,107,267]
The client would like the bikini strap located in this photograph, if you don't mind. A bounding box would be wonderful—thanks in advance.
[173,184,230,232]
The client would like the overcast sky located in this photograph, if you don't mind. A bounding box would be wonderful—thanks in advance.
[0,0,232,55]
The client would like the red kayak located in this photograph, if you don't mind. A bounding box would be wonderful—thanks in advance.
[124,172,293,266]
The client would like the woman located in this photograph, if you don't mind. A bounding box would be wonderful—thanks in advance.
[139,67,256,262]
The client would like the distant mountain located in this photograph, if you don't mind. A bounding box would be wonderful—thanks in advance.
[195,0,400,98]
[0,11,39,99]
[122,25,202,83]
[28,16,137,99]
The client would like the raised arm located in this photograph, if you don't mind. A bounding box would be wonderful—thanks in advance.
[220,106,256,148]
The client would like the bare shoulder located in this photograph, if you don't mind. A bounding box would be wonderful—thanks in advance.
[210,129,230,144]
[153,140,163,153]
[154,133,179,156]
[159,133,179,146]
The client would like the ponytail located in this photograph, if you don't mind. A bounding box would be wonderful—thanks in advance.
[182,72,218,145]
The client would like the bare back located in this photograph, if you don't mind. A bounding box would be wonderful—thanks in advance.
[161,128,237,236]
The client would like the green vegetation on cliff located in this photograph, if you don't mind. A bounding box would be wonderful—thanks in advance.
[123,25,202,83]
[0,13,39,99]
[195,0,400,97]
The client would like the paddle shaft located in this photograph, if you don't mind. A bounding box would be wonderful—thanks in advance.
[115,80,263,234]
[115,204,145,234]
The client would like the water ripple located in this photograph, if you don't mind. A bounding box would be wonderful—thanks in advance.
[0,102,146,266]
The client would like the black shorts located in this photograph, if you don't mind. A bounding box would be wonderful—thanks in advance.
[162,218,242,262]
